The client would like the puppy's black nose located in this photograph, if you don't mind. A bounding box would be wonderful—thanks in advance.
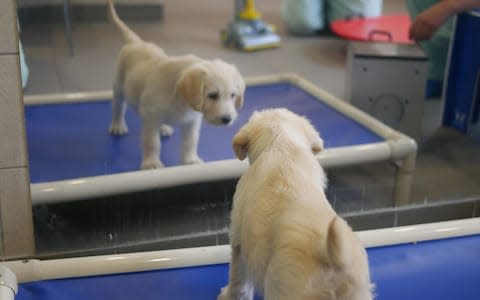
[221,116,232,124]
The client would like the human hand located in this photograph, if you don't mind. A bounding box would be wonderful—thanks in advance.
[409,0,480,41]
[409,3,452,41]
[409,14,440,40]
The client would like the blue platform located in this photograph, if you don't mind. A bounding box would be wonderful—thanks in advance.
[25,83,383,183]
[16,234,480,300]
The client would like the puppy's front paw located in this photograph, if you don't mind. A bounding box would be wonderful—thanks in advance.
[160,124,174,137]
[109,122,128,135]
[141,159,164,170]
[182,155,204,165]
[217,286,229,300]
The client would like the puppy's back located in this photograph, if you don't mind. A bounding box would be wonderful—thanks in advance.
[245,158,372,300]
[231,109,373,299]
[261,216,372,300]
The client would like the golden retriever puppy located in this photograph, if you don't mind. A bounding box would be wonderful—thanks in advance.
[107,0,245,169]
[218,109,373,300]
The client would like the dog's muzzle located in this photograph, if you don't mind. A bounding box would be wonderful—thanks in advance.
[221,116,232,125]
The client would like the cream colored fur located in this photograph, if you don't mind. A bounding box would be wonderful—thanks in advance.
[218,109,373,300]
[107,0,245,169]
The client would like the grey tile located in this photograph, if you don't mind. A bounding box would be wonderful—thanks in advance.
[0,167,35,259]
[363,184,395,210]
[0,0,18,54]
[217,233,230,246]
[343,211,395,231]
[397,202,475,226]
[119,235,220,253]
[416,170,480,204]
[22,52,63,94]
[0,55,28,168]
[474,200,480,218]
[330,186,365,214]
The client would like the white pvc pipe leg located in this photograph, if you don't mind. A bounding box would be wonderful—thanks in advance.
[0,265,18,300]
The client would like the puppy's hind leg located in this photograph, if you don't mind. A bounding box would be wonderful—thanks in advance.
[109,87,129,135]
[218,245,254,300]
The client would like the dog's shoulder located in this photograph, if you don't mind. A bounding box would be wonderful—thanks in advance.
[119,41,166,62]
[167,54,202,67]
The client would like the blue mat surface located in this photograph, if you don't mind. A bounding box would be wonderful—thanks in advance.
[25,83,383,183]
[17,234,480,300]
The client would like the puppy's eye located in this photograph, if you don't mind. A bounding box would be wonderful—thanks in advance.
[208,92,219,100]
[231,93,236,98]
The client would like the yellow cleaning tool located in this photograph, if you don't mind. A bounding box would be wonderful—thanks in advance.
[239,0,261,21]
[222,0,280,51]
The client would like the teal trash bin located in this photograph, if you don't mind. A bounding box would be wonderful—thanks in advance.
[17,19,29,89]
[326,0,383,23]
[282,0,325,35]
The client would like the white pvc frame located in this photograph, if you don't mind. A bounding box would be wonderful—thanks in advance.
[0,265,17,300]
[3,217,479,285]
[25,73,417,206]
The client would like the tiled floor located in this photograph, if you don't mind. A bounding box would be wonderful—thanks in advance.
[17,0,480,256]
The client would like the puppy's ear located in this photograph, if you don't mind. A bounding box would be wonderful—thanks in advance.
[176,65,208,111]
[235,77,246,110]
[300,117,323,155]
[326,217,353,269]
[232,127,249,160]
[311,138,323,155]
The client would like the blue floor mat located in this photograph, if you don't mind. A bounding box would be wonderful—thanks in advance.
[25,83,383,183]
[17,234,480,300]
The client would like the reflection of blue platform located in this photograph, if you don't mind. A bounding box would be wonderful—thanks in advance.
[25,83,383,183]
[443,11,480,133]
[17,234,480,300]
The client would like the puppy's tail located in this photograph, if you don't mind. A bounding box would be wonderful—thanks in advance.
[107,0,142,44]
[325,216,354,269]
